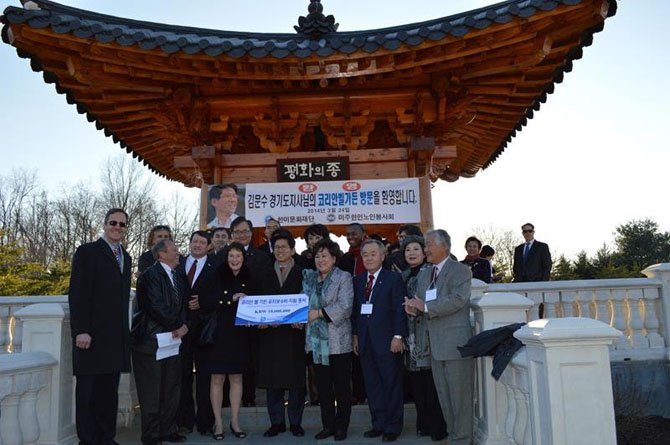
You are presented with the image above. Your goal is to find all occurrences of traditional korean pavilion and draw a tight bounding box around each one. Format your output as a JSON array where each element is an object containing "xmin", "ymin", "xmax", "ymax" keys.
[{"xmin": 1, "ymin": 0, "xmax": 617, "ymax": 236}]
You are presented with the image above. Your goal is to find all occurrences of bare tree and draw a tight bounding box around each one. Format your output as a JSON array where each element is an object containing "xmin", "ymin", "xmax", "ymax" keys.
[
  {"xmin": 160, "ymin": 190, "xmax": 198, "ymax": 253},
  {"xmin": 98, "ymin": 154, "xmax": 161, "ymax": 263},
  {"xmin": 16, "ymin": 190, "xmax": 53, "ymax": 264},
  {"xmin": 50, "ymin": 182, "xmax": 100, "ymax": 262},
  {"xmin": 471, "ymin": 224, "xmax": 518, "ymax": 280},
  {"xmin": 0, "ymin": 168, "xmax": 38, "ymax": 245}
]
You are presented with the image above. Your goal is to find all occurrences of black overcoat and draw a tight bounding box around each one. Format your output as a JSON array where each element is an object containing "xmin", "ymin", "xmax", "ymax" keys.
[
  {"xmin": 255, "ymin": 263, "xmax": 306, "ymax": 389},
  {"xmin": 199, "ymin": 264, "xmax": 256, "ymax": 367},
  {"xmin": 68, "ymin": 238, "xmax": 132, "ymax": 375}
]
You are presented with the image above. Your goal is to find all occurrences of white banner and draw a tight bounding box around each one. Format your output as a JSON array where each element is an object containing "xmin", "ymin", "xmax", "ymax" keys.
[
  {"xmin": 244, "ymin": 178, "xmax": 420, "ymax": 227},
  {"xmin": 235, "ymin": 294, "xmax": 308, "ymax": 325}
]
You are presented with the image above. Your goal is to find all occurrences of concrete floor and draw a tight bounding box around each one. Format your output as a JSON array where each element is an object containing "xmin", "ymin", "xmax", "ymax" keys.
[{"xmin": 115, "ymin": 404, "xmax": 446, "ymax": 444}]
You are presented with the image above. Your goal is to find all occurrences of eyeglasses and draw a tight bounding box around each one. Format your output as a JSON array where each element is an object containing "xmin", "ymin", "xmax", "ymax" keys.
[
  {"xmin": 522, "ymin": 229, "xmax": 534, "ymax": 234},
  {"xmin": 232, "ymin": 229, "xmax": 251, "ymax": 235},
  {"xmin": 108, "ymin": 220, "xmax": 127, "ymax": 228}
]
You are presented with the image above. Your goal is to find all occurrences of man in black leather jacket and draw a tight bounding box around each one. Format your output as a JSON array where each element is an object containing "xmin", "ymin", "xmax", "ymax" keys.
[{"xmin": 132, "ymin": 239, "xmax": 190, "ymax": 445}]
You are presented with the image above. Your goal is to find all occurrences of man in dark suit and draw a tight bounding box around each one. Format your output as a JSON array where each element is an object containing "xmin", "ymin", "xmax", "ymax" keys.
[
  {"xmin": 352, "ymin": 239, "xmax": 408, "ymax": 442},
  {"xmin": 258, "ymin": 216, "xmax": 281, "ymax": 257},
  {"xmin": 68, "ymin": 208, "xmax": 132, "ymax": 445},
  {"xmin": 405, "ymin": 229, "xmax": 474, "ymax": 445},
  {"xmin": 132, "ymin": 239, "xmax": 190, "ymax": 445},
  {"xmin": 175, "ymin": 231, "xmax": 217, "ymax": 435},
  {"xmin": 512, "ymin": 222, "xmax": 552, "ymax": 282}
]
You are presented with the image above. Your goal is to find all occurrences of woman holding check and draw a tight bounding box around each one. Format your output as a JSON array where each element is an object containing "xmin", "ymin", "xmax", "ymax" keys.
[
  {"xmin": 303, "ymin": 239, "xmax": 354, "ymax": 441},
  {"xmin": 199, "ymin": 242, "xmax": 254, "ymax": 440}
]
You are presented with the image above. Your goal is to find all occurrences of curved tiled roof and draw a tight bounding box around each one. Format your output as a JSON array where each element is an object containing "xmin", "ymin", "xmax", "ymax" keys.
[
  {"xmin": 2, "ymin": 0, "xmax": 616, "ymax": 60},
  {"xmin": 1, "ymin": 0, "xmax": 618, "ymax": 182}
]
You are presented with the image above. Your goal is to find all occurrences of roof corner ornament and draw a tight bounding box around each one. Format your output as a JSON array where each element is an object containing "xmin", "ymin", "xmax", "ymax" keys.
[{"xmin": 294, "ymin": 0, "xmax": 339, "ymax": 38}]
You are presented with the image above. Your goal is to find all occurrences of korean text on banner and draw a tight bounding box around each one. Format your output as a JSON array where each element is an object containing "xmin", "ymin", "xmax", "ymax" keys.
[{"xmin": 244, "ymin": 178, "xmax": 420, "ymax": 227}]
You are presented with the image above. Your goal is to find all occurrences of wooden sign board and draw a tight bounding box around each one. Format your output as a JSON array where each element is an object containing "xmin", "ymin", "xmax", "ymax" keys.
[{"xmin": 277, "ymin": 157, "xmax": 349, "ymax": 182}]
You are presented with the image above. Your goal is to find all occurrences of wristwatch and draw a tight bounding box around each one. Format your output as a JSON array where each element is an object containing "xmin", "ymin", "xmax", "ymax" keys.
[{"xmin": 393, "ymin": 335, "xmax": 402, "ymax": 340}]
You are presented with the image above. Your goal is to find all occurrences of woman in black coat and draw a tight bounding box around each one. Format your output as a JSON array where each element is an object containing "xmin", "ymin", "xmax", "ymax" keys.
[
  {"xmin": 256, "ymin": 231, "xmax": 307, "ymax": 437},
  {"xmin": 461, "ymin": 236, "xmax": 492, "ymax": 283},
  {"xmin": 199, "ymin": 242, "xmax": 254, "ymax": 440}
]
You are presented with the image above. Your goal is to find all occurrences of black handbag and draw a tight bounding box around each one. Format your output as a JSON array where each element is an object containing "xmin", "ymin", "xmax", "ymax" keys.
[{"xmin": 198, "ymin": 313, "xmax": 218, "ymax": 345}]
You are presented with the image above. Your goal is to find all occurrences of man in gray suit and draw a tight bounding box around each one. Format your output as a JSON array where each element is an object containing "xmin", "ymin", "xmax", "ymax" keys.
[{"xmin": 404, "ymin": 229, "xmax": 473, "ymax": 445}]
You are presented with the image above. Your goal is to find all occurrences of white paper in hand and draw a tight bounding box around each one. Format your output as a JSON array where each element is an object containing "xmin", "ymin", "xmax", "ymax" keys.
[{"xmin": 156, "ymin": 332, "xmax": 181, "ymax": 360}]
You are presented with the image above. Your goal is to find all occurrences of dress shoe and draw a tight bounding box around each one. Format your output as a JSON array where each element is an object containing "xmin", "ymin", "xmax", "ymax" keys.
[
  {"xmin": 334, "ymin": 430, "xmax": 347, "ymax": 441},
  {"xmin": 314, "ymin": 428, "xmax": 335, "ymax": 439},
  {"xmin": 417, "ymin": 429, "xmax": 430, "ymax": 436},
  {"xmin": 161, "ymin": 433, "xmax": 186, "ymax": 443},
  {"xmin": 198, "ymin": 427, "xmax": 213, "ymax": 436},
  {"xmin": 230, "ymin": 423, "xmax": 247, "ymax": 438},
  {"xmin": 290, "ymin": 425, "xmax": 305, "ymax": 437},
  {"xmin": 382, "ymin": 432, "xmax": 399, "ymax": 442},
  {"xmin": 177, "ymin": 426, "xmax": 192, "ymax": 435},
  {"xmin": 363, "ymin": 429, "xmax": 383, "ymax": 438},
  {"xmin": 431, "ymin": 432, "xmax": 448, "ymax": 442},
  {"xmin": 264, "ymin": 424, "xmax": 286, "ymax": 437}
]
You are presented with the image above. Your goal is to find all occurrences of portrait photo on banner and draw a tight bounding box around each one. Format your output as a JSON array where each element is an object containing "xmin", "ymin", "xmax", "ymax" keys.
[{"xmin": 206, "ymin": 183, "xmax": 246, "ymax": 229}]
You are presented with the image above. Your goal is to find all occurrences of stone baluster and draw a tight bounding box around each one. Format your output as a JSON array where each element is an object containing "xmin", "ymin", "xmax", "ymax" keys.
[
  {"xmin": 512, "ymin": 367, "xmax": 530, "ymax": 444},
  {"xmin": 0, "ymin": 392, "xmax": 23, "ymax": 445},
  {"xmin": 542, "ymin": 291, "xmax": 560, "ymax": 318},
  {"xmin": 515, "ymin": 318, "xmax": 620, "ymax": 445},
  {"xmin": 0, "ymin": 304, "xmax": 9, "ymax": 353},
  {"xmin": 642, "ymin": 287, "xmax": 664, "ymax": 348},
  {"xmin": 610, "ymin": 289, "xmax": 630, "ymax": 350},
  {"xmin": 525, "ymin": 291, "xmax": 542, "ymax": 320},
  {"xmin": 471, "ymin": 292, "xmax": 533, "ymax": 444},
  {"xmin": 559, "ymin": 290, "xmax": 577, "ymax": 317},
  {"xmin": 504, "ymin": 380, "xmax": 516, "ymax": 442},
  {"xmin": 626, "ymin": 288, "xmax": 648, "ymax": 349},
  {"xmin": 0, "ymin": 352, "xmax": 55, "ymax": 445},
  {"xmin": 594, "ymin": 289, "xmax": 612, "ymax": 325},
  {"xmin": 9, "ymin": 310, "xmax": 22, "ymax": 353},
  {"xmin": 15, "ymin": 303, "xmax": 76, "ymax": 444},
  {"xmin": 642, "ymin": 263, "xmax": 670, "ymax": 359}
]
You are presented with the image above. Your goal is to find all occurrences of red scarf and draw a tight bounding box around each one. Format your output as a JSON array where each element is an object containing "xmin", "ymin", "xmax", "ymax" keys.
[{"xmin": 349, "ymin": 245, "xmax": 366, "ymax": 275}]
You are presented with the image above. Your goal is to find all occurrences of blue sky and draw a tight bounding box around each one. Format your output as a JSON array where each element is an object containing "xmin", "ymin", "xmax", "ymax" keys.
[{"xmin": 0, "ymin": 0, "xmax": 668, "ymax": 259}]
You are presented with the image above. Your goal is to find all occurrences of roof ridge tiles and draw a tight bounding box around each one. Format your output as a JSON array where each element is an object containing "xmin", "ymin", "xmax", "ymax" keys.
[{"xmin": 2, "ymin": 0, "xmax": 616, "ymax": 60}]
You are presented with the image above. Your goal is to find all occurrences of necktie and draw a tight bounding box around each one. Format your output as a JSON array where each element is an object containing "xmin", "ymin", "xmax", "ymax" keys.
[
  {"xmin": 365, "ymin": 274, "xmax": 374, "ymax": 301},
  {"xmin": 113, "ymin": 245, "xmax": 122, "ymax": 271},
  {"xmin": 523, "ymin": 242, "xmax": 531, "ymax": 263},
  {"xmin": 171, "ymin": 269, "xmax": 180, "ymax": 302},
  {"xmin": 187, "ymin": 259, "xmax": 197, "ymax": 286},
  {"xmin": 432, "ymin": 265, "xmax": 438, "ymax": 283}
]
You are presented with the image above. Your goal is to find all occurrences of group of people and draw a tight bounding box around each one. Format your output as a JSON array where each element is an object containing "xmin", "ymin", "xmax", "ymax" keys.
[{"xmin": 68, "ymin": 204, "xmax": 552, "ymax": 445}]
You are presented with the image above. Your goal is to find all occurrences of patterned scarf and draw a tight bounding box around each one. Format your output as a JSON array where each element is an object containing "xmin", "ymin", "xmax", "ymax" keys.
[{"xmin": 303, "ymin": 268, "xmax": 331, "ymax": 365}]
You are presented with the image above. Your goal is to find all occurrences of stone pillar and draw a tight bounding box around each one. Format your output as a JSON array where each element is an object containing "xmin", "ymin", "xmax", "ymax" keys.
[
  {"xmin": 471, "ymin": 292, "xmax": 533, "ymax": 445},
  {"xmin": 514, "ymin": 318, "xmax": 621, "ymax": 445},
  {"xmin": 15, "ymin": 303, "xmax": 76, "ymax": 444},
  {"xmin": 642, "ymin": 263, "xmax": 670, "ymax": 359}
]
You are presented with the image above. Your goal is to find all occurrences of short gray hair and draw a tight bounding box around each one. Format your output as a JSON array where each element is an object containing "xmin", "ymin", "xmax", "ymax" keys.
[
  {"xmin": 361, "ymin": 239, "xmax": 386, "ymax": 256},
  {"xmin": 426, "ymin": 229, "xmax": 451, "ymax": 248},
  {"xmin": 151, "ymin": 239, "xmax": 173, "ymax": 260}
]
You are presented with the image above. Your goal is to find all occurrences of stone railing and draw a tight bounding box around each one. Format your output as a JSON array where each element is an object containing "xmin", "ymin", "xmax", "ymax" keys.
[
  {"xmin": 472, "ymin": 292, "xmax": 621, "ymax": 445},
  {"xmin": 498, "ymin": 350, "xmax": 530, "ymax": 444},
  {"xmin": 0, "ymin": 295, "xmax": 68, "ymax": 353},
  {"xmin": 471, "ymin": 263, "xmax": 670, "ymax": 361},
  {"xmin": 0, "ymin": 351, "xmax": 57, "ymax": 445}
]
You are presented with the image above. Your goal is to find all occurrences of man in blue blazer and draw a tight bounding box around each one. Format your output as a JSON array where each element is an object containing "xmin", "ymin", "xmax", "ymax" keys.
[{"xmin": 353, "ymin": 239, "xmax": 408, "ymax": 442}]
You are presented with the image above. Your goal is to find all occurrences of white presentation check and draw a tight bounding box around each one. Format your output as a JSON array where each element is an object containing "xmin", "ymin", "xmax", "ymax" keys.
[{"xmin": 235, "ymin": 293, "xmax": 308, "ymax": 325}]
